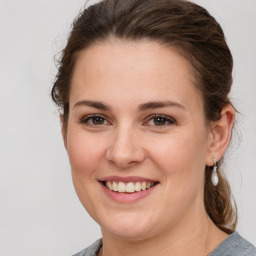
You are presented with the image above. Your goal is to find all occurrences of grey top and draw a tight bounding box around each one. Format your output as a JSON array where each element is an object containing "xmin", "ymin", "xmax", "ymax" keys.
[{"xmin": 73, "ymin": 232, "xmax": 256, "ymax": 256}]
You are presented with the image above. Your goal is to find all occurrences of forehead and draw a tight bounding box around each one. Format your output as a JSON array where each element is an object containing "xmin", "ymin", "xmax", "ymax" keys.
[{"xmin": 69, "ymin": 39, "xmax": 203, "ymax": 112}]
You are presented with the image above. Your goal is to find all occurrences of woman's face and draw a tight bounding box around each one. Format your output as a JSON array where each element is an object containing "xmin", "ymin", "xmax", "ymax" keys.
[{"xmin": 65, "ymin": 40, "xmax": 212, "ymax": 240}]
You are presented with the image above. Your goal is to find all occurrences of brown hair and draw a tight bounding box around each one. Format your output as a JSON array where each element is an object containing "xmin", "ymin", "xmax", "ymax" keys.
[{"xmin": 52, "ymin": 0, "xmax": 237, "ymax": 233}]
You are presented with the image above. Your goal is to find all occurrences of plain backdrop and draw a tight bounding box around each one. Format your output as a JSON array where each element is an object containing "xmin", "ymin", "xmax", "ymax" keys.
[{"xmin": 0, "ymin": 0, "xmax": 255, "ymax": 255}]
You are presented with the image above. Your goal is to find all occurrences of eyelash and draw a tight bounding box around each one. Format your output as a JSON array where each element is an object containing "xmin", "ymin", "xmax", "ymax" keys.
[
  {"xmin": 144, "ymin": 114, "xmax": 177, "ymax": 127},
  {"xmin": 81, "ymin": 114, "xmax": 109, "ymax": 126},
  {"xmin": 80, "ymin": 114, "xmax": 177, "ymax": 127}
]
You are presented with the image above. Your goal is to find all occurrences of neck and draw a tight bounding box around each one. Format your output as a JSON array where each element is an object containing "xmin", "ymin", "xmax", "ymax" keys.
[{"xmin": 100, "ymin": 210, "xmax": 228, "ymax": 256}]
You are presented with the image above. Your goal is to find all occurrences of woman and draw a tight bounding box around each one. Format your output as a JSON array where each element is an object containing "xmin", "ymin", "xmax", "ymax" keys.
[{"xmin": 51, "ymin": 0, "xmax": 256, "ymax": 255}]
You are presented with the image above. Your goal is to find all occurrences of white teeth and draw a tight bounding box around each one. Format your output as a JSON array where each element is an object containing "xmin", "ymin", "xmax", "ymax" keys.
[
  {"xmin": 105, "ymin": 181, "xmax": 155, "ymax": 193},
  {"xmin": 106, "ymin": 181, "xmax": 112, "ymax": 190},
  {"xmin": 117, "ymin": 182, "xmax": 126, "ymax": 192},
  {"xmin": 135, "ymin": 182, "xmax": 141, "ymax": 191},
  {"xmin": 126, "ymin": 182, "xmax": 135, "ymax": 193},
  {"xmin": 112, "ymin": 181, "xmax": 118, "ymax": 191}
]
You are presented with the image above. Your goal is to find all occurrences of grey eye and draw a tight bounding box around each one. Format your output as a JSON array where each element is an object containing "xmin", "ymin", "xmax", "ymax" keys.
[
  {"xmin": 153, "ymin": 116, "xmax": 168, "ymax": 126},
  {"xmin": 91, "ymin": 116, "xmax": 105, "ymax": 125},
  {"xmin": 147, "ymin": 115, "xmax": 175, "ymax": 127},
  {"xmin": 82, "ymin": 115, "xmax": 108, "ymax": 126}
]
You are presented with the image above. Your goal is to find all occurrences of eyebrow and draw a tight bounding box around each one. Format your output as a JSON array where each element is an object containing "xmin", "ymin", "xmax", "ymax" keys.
[
  {"xmin": 73, "ymin": 100, "xmax": 186, "ymax": 111},
  {"xmin": 73, "ymin": 100, "xmax": 112, "ymax": 111},
  {"xmin": 138, "ymin": 101, "xmax": 186, "ymax": 111}
]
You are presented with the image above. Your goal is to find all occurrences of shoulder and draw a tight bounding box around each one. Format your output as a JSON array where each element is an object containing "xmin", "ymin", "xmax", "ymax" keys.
[
  {"xmin": 209, "ymin": 232, "xmax": 256, "ymax": 256},
  {"xmin": 72, "ymin": 239, "xmax": 102, "ymax": 256}
]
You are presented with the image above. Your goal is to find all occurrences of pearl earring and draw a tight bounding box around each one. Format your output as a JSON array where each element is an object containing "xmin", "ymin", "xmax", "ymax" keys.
[{"xmin": 211, "ymin": 158, "xmax": 218, "ymax": 186}]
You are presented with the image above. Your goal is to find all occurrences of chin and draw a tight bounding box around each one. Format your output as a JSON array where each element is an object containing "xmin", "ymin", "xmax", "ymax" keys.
[
  {"xmin": 102, "ymin": 225, "xmax": 153, "ymax": 241},
  {"xmin": 99, "ymin": 212, "xmax": 156, "ymax": 241}
]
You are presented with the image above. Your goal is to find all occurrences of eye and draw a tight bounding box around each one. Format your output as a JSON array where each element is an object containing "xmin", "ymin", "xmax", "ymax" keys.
[
  {"xmin": 81, "ymin": 114, "xmax": 109, "ymax": 126},
  {"xmin": 145, "ymin": 115, "xmax": 176, "ymax": 127}
]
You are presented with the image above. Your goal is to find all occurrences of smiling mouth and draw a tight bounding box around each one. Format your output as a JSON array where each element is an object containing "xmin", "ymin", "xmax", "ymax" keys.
[{"xmin": 102, "ymin": 181, "xmax": 158, "ymax": 193}]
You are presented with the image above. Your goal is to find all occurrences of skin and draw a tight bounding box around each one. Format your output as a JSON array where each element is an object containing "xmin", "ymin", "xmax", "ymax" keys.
[{"xmin": 62, "ymin": 39, "xmax": 235, "ymax": 256}]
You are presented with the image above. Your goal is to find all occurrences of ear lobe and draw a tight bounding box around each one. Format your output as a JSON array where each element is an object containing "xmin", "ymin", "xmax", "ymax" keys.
[
  {"xmin": 60, "ymin": 115, "xmax": 67, "ymax": 150},
  {"xmin": 206, "ymin": 105, "xmax": 235, "ymax": 166}
]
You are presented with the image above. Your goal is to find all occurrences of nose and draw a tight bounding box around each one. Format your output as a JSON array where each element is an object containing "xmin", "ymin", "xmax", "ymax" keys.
[{"xmin": 105, "ymin": 124, "xmax": 146, "ymax": 169}]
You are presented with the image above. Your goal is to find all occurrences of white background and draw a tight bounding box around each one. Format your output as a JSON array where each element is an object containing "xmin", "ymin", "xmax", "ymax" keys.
[{"xmin": 0, "ymin": 0, "xmax": 255, "ymax": 255}]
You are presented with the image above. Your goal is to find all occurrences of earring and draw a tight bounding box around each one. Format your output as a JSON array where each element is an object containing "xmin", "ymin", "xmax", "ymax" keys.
[{"xmin": 211, "ymin": 158, "xmax": 218, "ymax": 186}]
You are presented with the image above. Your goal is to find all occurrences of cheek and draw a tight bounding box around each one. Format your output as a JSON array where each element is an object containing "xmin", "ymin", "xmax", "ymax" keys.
[
  {"xmin": 66, "ymin": 128, "xmax": 108, "ymax": 217},
  {"xmin": 146, "ymin": 131, "xmax": 208, "ymax": 220},
  {"xmin": 66, "ymin": 128, "xmax": 107, "ymax": 177},
  {"xmin": 147, "ymin": 129, "xmax": 208, "ymax": 182}
]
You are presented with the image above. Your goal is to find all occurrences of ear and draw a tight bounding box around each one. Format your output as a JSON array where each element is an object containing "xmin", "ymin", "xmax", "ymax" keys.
[
  {"xmin": 206, "ymin": 105, "xmax": 235, "ymax": 166},
  {"xmin": 60, "ymin": 115, "xmax": 67, "ymax": 150}
]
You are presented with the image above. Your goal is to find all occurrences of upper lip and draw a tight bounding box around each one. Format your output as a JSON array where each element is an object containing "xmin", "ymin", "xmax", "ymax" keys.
[{"xmin": 98, "ymin": 176, "xmax": 159, "ymax": 183}]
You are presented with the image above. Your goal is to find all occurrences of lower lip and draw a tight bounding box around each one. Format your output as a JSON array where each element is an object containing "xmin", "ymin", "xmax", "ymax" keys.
[{"xmin": 100, "ymin": 182, "xmax": 158, "ymax": 203}]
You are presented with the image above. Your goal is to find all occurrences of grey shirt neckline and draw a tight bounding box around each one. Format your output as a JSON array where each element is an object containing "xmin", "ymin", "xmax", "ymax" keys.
[{"xmin": 73, "ymin": 231, "xmax": 256, "ymax": 256}]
